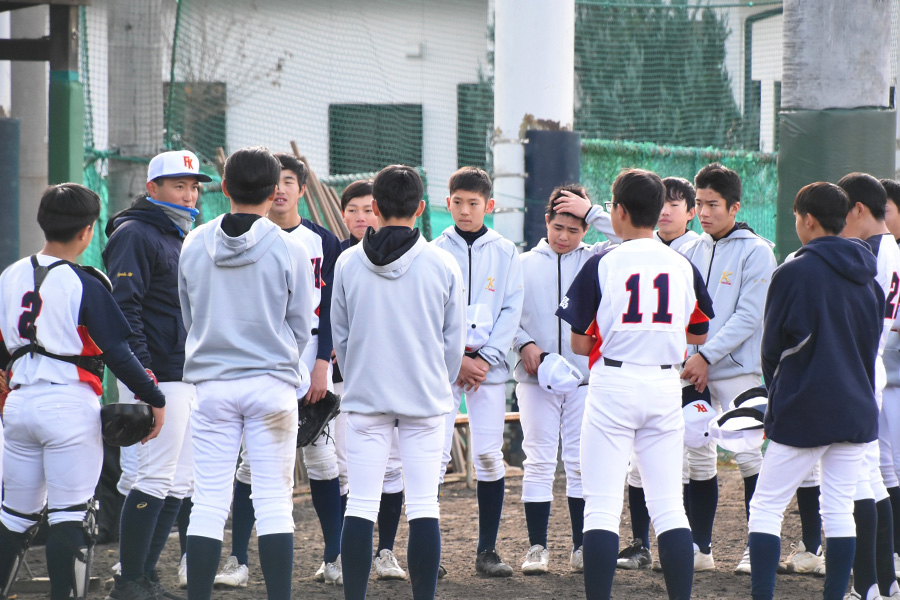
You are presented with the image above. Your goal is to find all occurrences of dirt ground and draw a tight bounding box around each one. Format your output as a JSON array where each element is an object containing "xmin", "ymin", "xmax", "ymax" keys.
[{"xmin": 9, "ymin": 464, "xmax": 830, "ymax": 600}]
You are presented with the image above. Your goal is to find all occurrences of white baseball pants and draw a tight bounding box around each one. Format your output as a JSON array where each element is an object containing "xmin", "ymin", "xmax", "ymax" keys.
[
  {"xmin": 749, "ymin": 440, "xmax": 865, "ymax": 539},
  {"xmin": 188, "ymin": 375, "xmax": 297, "ymax": 540},
  {"xmin": 117, "ymin": 380, "xmax": 195, "ymax": 500},
  {"xmin": 685, "ymin": 373, "xmax": 763, "ymax": 480},
  {"xmin": 880, "ymin": 385, "xmax": 900, "ymax": 489},
  {"xmin": 333, "ymin": 409, "xmax": 403, "ymax": 497},
  {"xmin": 1, "ymin": 383, "xmax": 102, "ymax": 529},
  {"xmin": 440, "ymin": 383, "xmax": 506, "ymax": 483},
  {"xmin": 517, "ymin": 382, "xmax": 585, "ymax": 502},
  {"xmin": 344, "ymin": 412, "xmax": 444, "ymax": 522},
  {"xmin": 582, "ymin": 362, "xmax": 688, "ymax": 536}
]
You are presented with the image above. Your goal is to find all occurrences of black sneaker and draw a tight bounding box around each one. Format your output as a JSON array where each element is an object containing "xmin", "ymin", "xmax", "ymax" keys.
[
  {"xmin": 475, "ymin": 549, "xmax": 514, "ymax": 577},
  {"xmin": 105, "ymin": 575, "xmax": 158, "ymax": 600},
  {"xmin": 141, "ymin": 571, "xmax": 186, "ymax": 600},
  {"xmin": 616, "ymin": 538, "xmax": 652, "ymax": 570}
]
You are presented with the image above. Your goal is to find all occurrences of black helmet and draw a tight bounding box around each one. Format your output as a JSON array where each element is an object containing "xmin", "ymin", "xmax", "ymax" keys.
[{"xmin": 100, "ymin": 403, "xmax": 154, "ymax": 447}]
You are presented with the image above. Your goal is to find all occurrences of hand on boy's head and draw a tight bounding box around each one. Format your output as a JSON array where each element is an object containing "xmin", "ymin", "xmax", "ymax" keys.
[{"xmin": 553, "ymin": 190, "xmax": 591, "ymax": 219}]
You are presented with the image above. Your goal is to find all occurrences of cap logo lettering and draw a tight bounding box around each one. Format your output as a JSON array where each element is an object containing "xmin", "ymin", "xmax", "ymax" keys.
[{"xmin": 184, "ymin": 156, "xmax": 194, "ymax": 169}]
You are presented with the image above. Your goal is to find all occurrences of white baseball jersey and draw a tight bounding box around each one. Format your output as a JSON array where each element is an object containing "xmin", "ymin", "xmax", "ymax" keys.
[
  {"xmin": 288, "ymin": 224, "xmax": 324, "ymax": 331},
  {"xmin": 0, "ymin": 255, "xmax": 131, "ymax": 394},
  {"xmin": 868, "ymin": 233, "xmax": 900, "ymax": 367},
  {"xmin": 557, "ymin": 238, "xmax": 714, "ymax": 368}
]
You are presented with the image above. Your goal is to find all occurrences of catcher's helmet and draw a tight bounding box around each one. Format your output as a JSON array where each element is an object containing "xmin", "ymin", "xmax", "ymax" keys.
[{"xmin": 101, "ymin": 403, "xmax": 154, "ymax": 447}]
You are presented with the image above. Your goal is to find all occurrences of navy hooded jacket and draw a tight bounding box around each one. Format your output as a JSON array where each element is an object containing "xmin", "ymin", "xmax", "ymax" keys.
[
  {"xmin": 102, "ymin": 196, "xmax": 188, "ymax": 382},
  {"xmin": 761, "ymin": 235, "xmax": 884, "ymax": 447}
]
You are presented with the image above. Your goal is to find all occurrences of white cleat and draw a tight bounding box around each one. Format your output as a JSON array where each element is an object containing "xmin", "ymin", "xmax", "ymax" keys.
[
  {"xmin": 374, "ymin": 549, "xmax": 408, "ymax": 580},
  {"xmin": 570, "ymin": 546, "xmax": 584, "ymax": 573},
  {"xmin": 178, "ymin": 554, "xmax": 188, "ymax": 589},
  {"xmin": 521, "ymin": 545, "xmax": 550, "ymax": 575},
  {"xmin": 213, "ymin": 555, "xmax": 249, "ymax": 588},
  {"xmin": 323, "ymin": 556, "xmax": 343, "ymax": 586},
  {"xmin": 784, "ymin": 541, "xmax": 824, "ymax": 574},
  {"xmin": 693, "ymin": 545, "xmax": 715, "ymax": 572},
  {"xmin": 734, "ymin": 546, "xmax": 751, "ymax": 575}
]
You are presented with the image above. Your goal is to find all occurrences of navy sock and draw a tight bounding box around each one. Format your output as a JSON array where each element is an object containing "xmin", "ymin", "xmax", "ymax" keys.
[
  {"xmin": 341, "ymin": 493, "xmax": 348, "ymax": 519},
  {"xmin": 853, "ymin": 499, "xmax": 878, "ymax": 598},
  {"xmin": 476, "ymin": 478, "xmax": 505, "ymax": 554},
  {"xmin": 876, "ymin": 497, "xmax": 895, "ymax": 595},
  {"xmin": 46, "ymin": 522, "xmax": 86, "ymax": 600},
  {"xmin": 524, "ymin": 501, "xmax": 551, "ymax": 548},
  {"xmin": 407, "ymin": 518, "xmax": 441, "ymax": 600},
  {"xmin": 890, "ymin": 487, "xmax": 900, "ymax": 555},
  {"xmin": 342, "ymin": 516, "xmax": 375, "ymax": 600},
  {"xmin": 176, "ymin": 496, "xmax": 192, "ymax": 557},
  {"xmin": 688, "ymin": 476, "xmax": 717, "ymax": 554},
  {"xmin": 682, "ymin": 483, "xmax": 691, "ymax": 524},
  {"xmin": 748, "ymin": 532, "xmax": 779, "ymax": 600},
  {"xmin": 824, "ymin": 537, "xmax": 856, "ymax": 600},
  {"xmin": 376, "ymin": 491, "xmax": 403, "ymax": 553},
  {"xmin": 795, "ymin": 486, "xmax": 822, "ymax": 553},
  {"xmin": 186, "ymin": 535, "xmax": 222, "ymax": 600},
  {"xmin": 0, "ymin": 525, "xmax": 26, "ymax": 582},
  {"xmin": 657, "ymin": 528, "xmax": 693, "ymax": 600},
  {"xmin": 258, "ymin": 533, "xmax": 293, "ymax": 600},
  {"xmin": 743, "ymin": 473, "xmax": 758, "ymax": 522},
  {"xmin": 231, "ymin": 480, "xmax": 255, "ymax": 566},
  {"xmin": 627, "ymin": 485, "xmax": 651, "ymax": 549},
  {"xmin": 582, "ymin": 529, "xmax": 618, "ymax": 600},
  {"xmin": 144, "ymin": 496, "xmax": 182, "ymax": 575},
  {"xmin": 567, "ymin": 496, "xmax": 585, "ymax": 550},
  {"xmin": 309, "ymin": 478, "xmax": 343, "ymax": 563},
  {"xmin": 119, "ymin": 489, "xmax": 164, "ymax": 581}
]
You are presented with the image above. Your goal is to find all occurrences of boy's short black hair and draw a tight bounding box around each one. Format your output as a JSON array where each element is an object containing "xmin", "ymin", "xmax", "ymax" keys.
[
  {"xmin": 794, "ymin": 182, "xmax": 850, "ymax": 235},
  {"xmin": 546, "ymin": 184, "xmax": 589, "ymax": 229},
  {"xmin": 838, "ymin": 172, "xmax": 887, "ymax": 221},
  {"xmin": 448, "ymin": 166, "xmax": 492, "ymax": 200},
  {"xmin": 274, "ymin": 153, "xmax": 309, "ymax": 188},
  {"xmin": 340, "ymin": 179, "xmax": 375, "ymax": 211},
  {"xmin": 881, "ymin": 179, "xmax": 900, "ymax": 209},
  {"xmin": 611, "ymin": 169, "xmax": 665, "ymax": 229},
  {"xmin": 695, "ymin": 162, "xmax": 741, "ymax": 208},
  {"xmin": 38, "ymin": 183, "xmax": 101, "ymax": 243},
  {"xmin": 662, "ymin": 176, "xmax": 696, "ymax": 211},
  {"xmin": 223, "ymin": 146, "xmax": 281, "ymax": 205},
  {"xmin": 372, "ymin": 165, "xmax": 423, "ymax": 220}
]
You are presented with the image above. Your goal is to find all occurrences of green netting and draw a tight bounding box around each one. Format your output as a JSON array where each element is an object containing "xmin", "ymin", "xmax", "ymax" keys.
[{"xmin": 580, "ymin": 139, "xmax": 778, "ymax": 246}]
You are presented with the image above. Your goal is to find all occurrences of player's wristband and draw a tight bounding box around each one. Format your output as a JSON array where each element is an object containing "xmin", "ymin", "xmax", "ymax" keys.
[{"xmin": 697, "ymin": 351, "xmax": 711, "ymax": 365}]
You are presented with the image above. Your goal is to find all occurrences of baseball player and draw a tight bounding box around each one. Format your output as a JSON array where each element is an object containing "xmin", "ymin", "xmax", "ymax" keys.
[
  {"xmin": 556, "ymin": 168, "xmax": 714, "ymax": 600},
  {"xmin": 0, "ymin": 183, "xmax": 165, "ymax": 600},
  {"xmin": 834, "ymin": 173, "xmax": 900, "ymax": 600},
  {"xmin": 332, "ymin": 164, "xmax": 466, "ymax": 600},
  {"xmin": 679, "ymin": 162, "xmax": 776, "ymax": 573},
  {"xmin": 178, "ymin": 146, "xmax": 314, "ymax": 600},
  {"xmin": 432, "ymin": 166, "xmax": 524, "ymax": 577},
  {"xmin": 513, "ymin": 185, "xmax": 614, "ymax": 575},
  {"xmin": 879, "ymin": 178, "xmax": 900, "ymax": 573},
  {"xmin": 748, "ymin": 182, "xmax": 883, "ymax": 600},
  {"xmin": 213, "ymin": 153, "xmax": 345, "ymax": 588},
  {"xmin": 332, "ymin": 179, "xmax": 409, "ymax": 581},
  {"xmin": 103, "ymin": 149, "xmax": 209, "ymax": 600},
  {"xmin": 615, "ymin": 176, "xmax": 700, "ymax": 570}
]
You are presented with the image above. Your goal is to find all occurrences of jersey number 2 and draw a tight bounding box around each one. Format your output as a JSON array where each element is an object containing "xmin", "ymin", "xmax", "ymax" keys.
[
  {"xmin": 18, "ymin": 291, "xmax": 42, "ymax": 340},
  {"xmin": 622, "ymin": 273, "xmax": 672, "ymax": 324},
  {"xmin": 887, "ymin": 272, "xmax": 900, "ymax": 320}
]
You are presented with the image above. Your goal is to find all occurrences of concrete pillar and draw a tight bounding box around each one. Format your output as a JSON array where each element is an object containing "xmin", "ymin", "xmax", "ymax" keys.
[
  {"xmin": 11, "ymin": 5, "xmax": 48, "ymax": 258},
  {"xmin": 493, "ymin": 0, "xmax": 574, "ymax": 246},
  {"xmin": 107, "ymin": 0, "xmax": 165, "ymax": 213}
]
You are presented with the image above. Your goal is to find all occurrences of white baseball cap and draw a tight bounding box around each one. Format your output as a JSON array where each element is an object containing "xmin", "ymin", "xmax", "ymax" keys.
[
  {"xmin": 708, "ymin": 387, "xmax": 768, "ymax": 453},
  {"xmin": 537, "ymin": 353, "xmax": 583, "ymax": 395},
  {"xmin": 147, "ymin": 150, "xmax": 212, "ymax": 183},
  {"xmin": 682, "ymin": 385, "xmax": 716, "ymax": 448},
  {"xmin": 465, "ymin": 304, "xmax": 493, "ymax": 352}
]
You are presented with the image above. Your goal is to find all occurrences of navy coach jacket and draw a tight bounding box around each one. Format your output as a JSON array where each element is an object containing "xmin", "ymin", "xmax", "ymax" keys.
[{"xmin": 102, "ymin": 196, "xmax": 187, "ymax": 382}]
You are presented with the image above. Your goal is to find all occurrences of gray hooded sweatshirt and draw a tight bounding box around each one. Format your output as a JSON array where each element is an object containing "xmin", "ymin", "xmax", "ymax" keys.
[
  {"xmin": 332, "ymin": 227, "xmax": 466, "ymax": 417},
  {"xmin": 178, "ymin": 214, "xmax": 314, "ymax": 386}
]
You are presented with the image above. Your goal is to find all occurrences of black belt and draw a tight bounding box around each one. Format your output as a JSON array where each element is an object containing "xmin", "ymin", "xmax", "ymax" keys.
[
  {"xmin": 311, "ymin": 328, "xmax": 318, "ymax": 335},
  {"xmin": 603, "ymin": 357, "xmax": 672, "ymax": 370}
]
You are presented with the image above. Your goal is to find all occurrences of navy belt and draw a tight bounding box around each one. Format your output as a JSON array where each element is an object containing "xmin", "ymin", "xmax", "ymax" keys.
[
  {"xmin": 311, "ymin": 328, "xmax": 318, "ymax": 335},
  {"xmin": 603, "ymin": 357, "xmax": 672, "ymax": 370}
]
